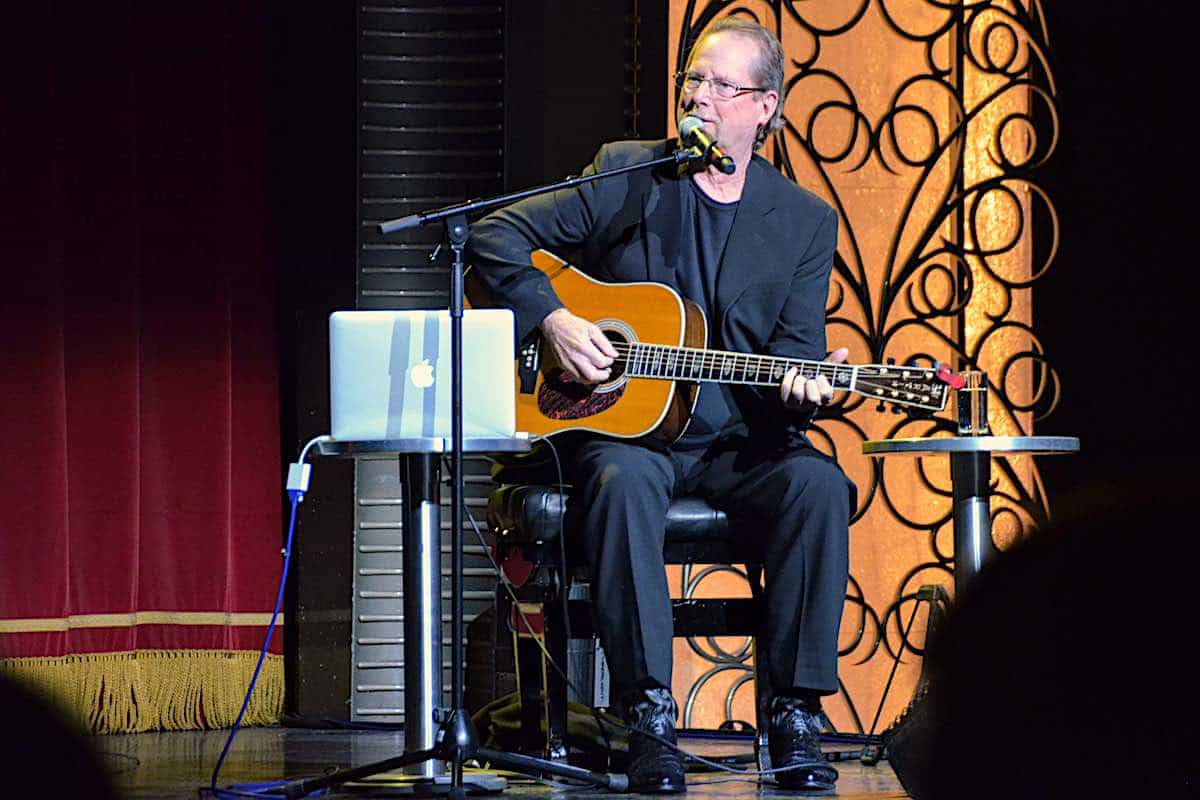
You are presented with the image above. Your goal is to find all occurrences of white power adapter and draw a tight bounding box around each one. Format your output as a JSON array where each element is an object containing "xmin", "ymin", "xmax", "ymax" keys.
[{"xmin": 286, "ymin": 462, "xmax": 311, "ymax": 496}]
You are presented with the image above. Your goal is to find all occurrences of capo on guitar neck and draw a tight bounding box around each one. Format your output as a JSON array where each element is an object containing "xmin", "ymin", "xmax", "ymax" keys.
[{"xmin": 935, "ymin": 363, "xmax": 966, "ymax": 390}]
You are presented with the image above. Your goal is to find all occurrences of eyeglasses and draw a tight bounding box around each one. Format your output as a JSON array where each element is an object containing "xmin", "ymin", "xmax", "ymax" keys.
[{"xmin": 674, "ymin": 71, "xmax": 767, "ymax": 100}]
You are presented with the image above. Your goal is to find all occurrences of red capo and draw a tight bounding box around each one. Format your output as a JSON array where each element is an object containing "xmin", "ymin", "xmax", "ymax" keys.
[{"xmin": 935, "ymin": 362, "xmax": 966, "ymax": 390}]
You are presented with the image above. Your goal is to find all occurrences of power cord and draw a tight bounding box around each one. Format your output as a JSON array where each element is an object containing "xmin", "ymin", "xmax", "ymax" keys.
[{"xmin": 203, "ymin": 434, "xmax": 333, "ymax": 799}]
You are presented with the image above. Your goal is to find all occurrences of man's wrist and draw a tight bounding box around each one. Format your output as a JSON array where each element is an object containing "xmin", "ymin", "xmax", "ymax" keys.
[{"xmin": 539, "ymin": 306, "xmax": 568, "ymax": 332}]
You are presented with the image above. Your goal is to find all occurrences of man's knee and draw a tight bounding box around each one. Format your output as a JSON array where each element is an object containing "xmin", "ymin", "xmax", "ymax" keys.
[
  {"xmin": 592, "ymin": 460, "xmax": 652, "ymax": 501},
  {"xmin": 576, "ymin": 444, "xmax": 674, "ymax": 507},
  {"xmin": 780, "ymin": 454, "xmax": 855, "ymax": 513}
]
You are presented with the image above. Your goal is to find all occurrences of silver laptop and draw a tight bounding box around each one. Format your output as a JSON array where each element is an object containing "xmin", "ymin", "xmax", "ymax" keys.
[{"xmin": 329, "ymin": 309, "xmax": 517, "ymax": 441}]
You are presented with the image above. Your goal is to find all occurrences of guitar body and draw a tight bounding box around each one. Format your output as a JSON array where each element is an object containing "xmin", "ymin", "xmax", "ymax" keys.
[{"xmin": 469, "ymin": 250, "xmax": 706, "ymax": 441}]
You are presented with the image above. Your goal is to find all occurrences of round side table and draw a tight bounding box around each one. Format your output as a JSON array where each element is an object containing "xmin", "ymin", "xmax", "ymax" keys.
[
  {"xmin": 862, "ymin": 436, "xmax": 1080, "ymax": 596},
  {"xmin": 316, "ymin": 435, "xmax": 530, "ymax": 778}
]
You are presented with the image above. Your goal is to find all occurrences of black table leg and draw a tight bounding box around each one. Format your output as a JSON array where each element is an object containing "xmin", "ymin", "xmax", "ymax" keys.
[{"xmin": 949, "ymin": 450, "xmax": 995, "ymax": 597}]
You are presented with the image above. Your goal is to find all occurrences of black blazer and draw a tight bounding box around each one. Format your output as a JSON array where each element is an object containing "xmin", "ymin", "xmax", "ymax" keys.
[{"xmin": 466, "ymin": 138, "xmax": 838, "ymax": 443}]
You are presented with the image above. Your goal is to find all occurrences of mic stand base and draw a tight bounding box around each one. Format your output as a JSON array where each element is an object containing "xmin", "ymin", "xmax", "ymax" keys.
[
  {"xmin": 273, "ymin": 709, "xmax": 629, "ymax": 798},
  {"xmin": 317, "ymin": 772, "xmax": 506, "ymax": 798}
]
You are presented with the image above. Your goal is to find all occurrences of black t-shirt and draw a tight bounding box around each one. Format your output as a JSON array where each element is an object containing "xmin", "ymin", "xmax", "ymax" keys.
[{"xmin": 671, "ymin": 178, "xmax": 741, "ymax": 451}]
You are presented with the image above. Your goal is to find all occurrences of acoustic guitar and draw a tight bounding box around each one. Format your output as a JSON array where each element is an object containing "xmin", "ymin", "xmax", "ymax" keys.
[{"xmin": 468, "ymin": 250, "xmax": 959, "ymax": 442}]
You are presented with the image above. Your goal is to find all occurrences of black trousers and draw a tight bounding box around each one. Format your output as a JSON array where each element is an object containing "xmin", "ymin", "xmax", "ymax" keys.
[{"xmin": 571, "ymin": 434, "xmax": 854, "ymax": 698}]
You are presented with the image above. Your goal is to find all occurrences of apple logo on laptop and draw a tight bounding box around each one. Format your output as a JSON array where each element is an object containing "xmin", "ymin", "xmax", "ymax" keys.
[{"xmin": 409, "ymin": 358, "xmax": 435, "ymax": 388}]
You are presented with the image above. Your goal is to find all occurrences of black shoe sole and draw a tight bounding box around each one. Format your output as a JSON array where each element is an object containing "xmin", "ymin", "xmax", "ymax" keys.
[
  {"xmin": 628, "ymin": 777, "xmax": 687, "ymax": 794},
  {"xmin": 774, "ymin": 774, "xmax": 836, "ymax": 794}
]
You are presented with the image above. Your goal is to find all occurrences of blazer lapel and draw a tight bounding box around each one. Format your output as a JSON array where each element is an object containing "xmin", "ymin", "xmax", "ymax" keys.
[
  {"xmin": 715, "ymin": 156, "xmax": 779, "ymax": 315},
  {"xmin": 643, "ymin": 148, "xmax": 683, "ymax": 286}
]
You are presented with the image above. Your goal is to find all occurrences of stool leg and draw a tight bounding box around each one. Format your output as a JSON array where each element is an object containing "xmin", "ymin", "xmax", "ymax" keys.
[
  {"xmin": 514, "ymin": 625, "xmax": 544, "ymax": 755},
  {"xmin": 753, "ymin": 638, "xmax": 774, "ymax": 775},
  {"xmin": 747, "ymin": 564, "xmax": 773, "ymax": 775},
  {"xmin": 542, "ymin": 589, "xmax": 571, "ymax": 762}
]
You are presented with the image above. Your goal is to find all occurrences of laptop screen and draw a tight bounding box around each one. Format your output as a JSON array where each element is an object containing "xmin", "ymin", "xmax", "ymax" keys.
[{"xmin": 328, "ymin": 309, "xmax": 516, "ymax": 441}]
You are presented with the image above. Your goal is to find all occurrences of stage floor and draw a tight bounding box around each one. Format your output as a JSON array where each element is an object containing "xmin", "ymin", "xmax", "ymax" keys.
[{"xmin": 89, "ymin": 726, "xmax": 909, "ymax": 799}]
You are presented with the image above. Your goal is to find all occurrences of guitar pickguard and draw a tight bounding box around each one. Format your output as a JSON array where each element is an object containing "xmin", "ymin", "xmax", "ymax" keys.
[{"xmin": 537, "ymin": 368, "xmax": 625, "ymax": 420}]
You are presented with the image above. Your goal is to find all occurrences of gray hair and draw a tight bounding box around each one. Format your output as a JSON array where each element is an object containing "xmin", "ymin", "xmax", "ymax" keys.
[{"xmin": 695, "ymin": 16, "xmax": 785, "ymax": 150}]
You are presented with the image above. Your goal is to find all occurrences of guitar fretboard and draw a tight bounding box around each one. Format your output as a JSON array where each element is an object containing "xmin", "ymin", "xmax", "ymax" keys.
[{"xmin": 621, "ymin": 343, "xmax": 856, "ymax": 388}]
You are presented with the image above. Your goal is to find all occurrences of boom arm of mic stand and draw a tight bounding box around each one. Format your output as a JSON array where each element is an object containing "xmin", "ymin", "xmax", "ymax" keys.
[{"xmin": 377, "ymin": 148, "xmax": 704, "ymax": 234}]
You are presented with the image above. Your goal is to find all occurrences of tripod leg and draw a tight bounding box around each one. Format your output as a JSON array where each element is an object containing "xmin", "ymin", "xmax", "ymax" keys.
[
  {"xmin": 477, "ymin": 746, "xmax": 628, "ymax": 791},
  {"xmin": 275, "ymin": 748, "xmax": 441, "ymax": 799}
]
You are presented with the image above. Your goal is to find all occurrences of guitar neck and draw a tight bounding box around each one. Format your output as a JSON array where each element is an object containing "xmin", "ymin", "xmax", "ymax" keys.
[
  {"xmin": 620, "ymin": 342, "xmax": 948, "ymax": 410},
  {"xmin": 624, "ymin": 342, "xmax": 850, "ymax": 388}
]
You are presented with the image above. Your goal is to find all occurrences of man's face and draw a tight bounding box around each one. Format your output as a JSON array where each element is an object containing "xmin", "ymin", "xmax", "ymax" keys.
[{"xmin": 677, "ymin": 31, "xmax": 778, "ymax": 160}]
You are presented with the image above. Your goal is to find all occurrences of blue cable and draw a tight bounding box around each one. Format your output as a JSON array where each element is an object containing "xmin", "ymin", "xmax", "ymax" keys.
[{"xmin": 206, "ymin": 490, "xmax": 314, "ymax": 799}]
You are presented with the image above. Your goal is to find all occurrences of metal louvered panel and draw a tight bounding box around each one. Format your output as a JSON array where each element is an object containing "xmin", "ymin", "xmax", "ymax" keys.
[
  {"xmin": 357, "ymin": 1, "xmax": 504, "ymax": 310},
  {"xmin": 352, "ymin": 1, "xmax": 506, "ymax": 724}
]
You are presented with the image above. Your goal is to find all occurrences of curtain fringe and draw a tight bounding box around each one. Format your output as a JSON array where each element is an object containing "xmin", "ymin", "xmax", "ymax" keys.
[{"xmin": 0, "ymin": 650, "xmax": 284, "ymax": 734}]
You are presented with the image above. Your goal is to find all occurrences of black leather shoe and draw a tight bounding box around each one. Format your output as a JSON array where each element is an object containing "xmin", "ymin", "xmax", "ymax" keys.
[
  {"xmin": 623, "ymin": 687, "xmax": 686, "ymax": 794},
  {"xmin": 768, "ymin": 695, "xmax": 838, "ymax": 793}
]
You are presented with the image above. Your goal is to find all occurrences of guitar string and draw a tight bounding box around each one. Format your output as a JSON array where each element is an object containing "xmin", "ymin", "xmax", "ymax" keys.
[
  {"xmin": 604, "ymin": 347, "xmax": 847, "ymax": 375},
  {"xmin": 563, "ymin": 341, "xmax": 949, "ymax": 404},
  {"xmin": 601, "ymin": 373, "xmax": 940, "ymax": 395},
  {"xmin": 585, "ymin": 370, "xmax": 944, "ymax": 407},
  {"xmin": 603, "ymin": 351, "xmax": 942, "ymax": 389},
  {"xmin": 601, "ymin": 341, "xmax": 939, "ymax": 376},
  {"xmin": 569, "ymin": 359, "xmax": 945, "ymax": 405}
]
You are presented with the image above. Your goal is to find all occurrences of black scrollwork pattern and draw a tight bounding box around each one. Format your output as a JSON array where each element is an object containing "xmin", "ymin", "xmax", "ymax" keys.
[{"xmin": 671, "ymin": 0, "xmax": 1060, "ymax": 731}]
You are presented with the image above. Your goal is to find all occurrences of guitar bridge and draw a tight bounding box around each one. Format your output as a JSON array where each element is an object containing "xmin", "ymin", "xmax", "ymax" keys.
[{"xmin": 518, "ymin": 338, "xmax": 541, "ymax": 395}]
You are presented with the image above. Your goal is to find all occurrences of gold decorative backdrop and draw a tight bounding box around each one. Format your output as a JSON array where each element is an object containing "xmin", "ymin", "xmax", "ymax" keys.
[{"xmin": 665, "ymin": 0, "xmax": 1060, "ymax": 733}]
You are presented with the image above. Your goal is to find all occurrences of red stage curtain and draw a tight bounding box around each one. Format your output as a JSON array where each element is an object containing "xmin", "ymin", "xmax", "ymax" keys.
[{"xmin": 0, "ymin": 3, "xmax": 283, "ymax": 733}]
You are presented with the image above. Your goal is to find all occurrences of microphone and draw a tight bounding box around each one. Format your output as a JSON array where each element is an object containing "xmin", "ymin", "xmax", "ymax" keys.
[{"xmin": 678, "ymin": 116, "xmax": 736, "ymax": 175}]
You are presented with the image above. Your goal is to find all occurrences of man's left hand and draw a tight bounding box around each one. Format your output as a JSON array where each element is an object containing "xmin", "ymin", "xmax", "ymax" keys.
[{"xmin": 780, "ymin": 347, "xmax": 850, "ymax": 410}]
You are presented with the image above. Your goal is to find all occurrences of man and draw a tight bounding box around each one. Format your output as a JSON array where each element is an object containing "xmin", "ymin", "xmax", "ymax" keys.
[{"xmin": 467, "ymin": 17, "xmax": 852, "ymax": 794}]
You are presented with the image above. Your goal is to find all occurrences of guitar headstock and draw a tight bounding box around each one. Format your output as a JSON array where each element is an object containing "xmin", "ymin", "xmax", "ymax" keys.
[{"xmin": 856, "ymin": 362, "xmax": 956, "ymax": 412}]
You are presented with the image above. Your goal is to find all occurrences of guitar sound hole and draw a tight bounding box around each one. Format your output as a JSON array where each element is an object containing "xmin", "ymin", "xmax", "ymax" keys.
[{"xmin": 603, "ymin": 329, "xmax": 628, "ymax": 383}]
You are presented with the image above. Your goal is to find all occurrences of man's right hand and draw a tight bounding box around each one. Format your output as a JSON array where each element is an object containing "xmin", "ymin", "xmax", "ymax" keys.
[{"xmin": 539, "ymin": 308, "xmax": 618, "ymax": 384}]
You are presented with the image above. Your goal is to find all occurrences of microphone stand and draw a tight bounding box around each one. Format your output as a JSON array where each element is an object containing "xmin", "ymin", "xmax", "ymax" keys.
[{"xmin": 277, "ymin": 146, "xmax": 704, "ymax": 799}]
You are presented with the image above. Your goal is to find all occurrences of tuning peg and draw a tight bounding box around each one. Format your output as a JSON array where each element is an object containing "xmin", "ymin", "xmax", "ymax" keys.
[
  {"xmin": 886, "ymin": 357, "xmax": 896, "ymax": 365},
  {"xmin": 875, "ymin": 400, "xmax": 887, "ymax": 413}
]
